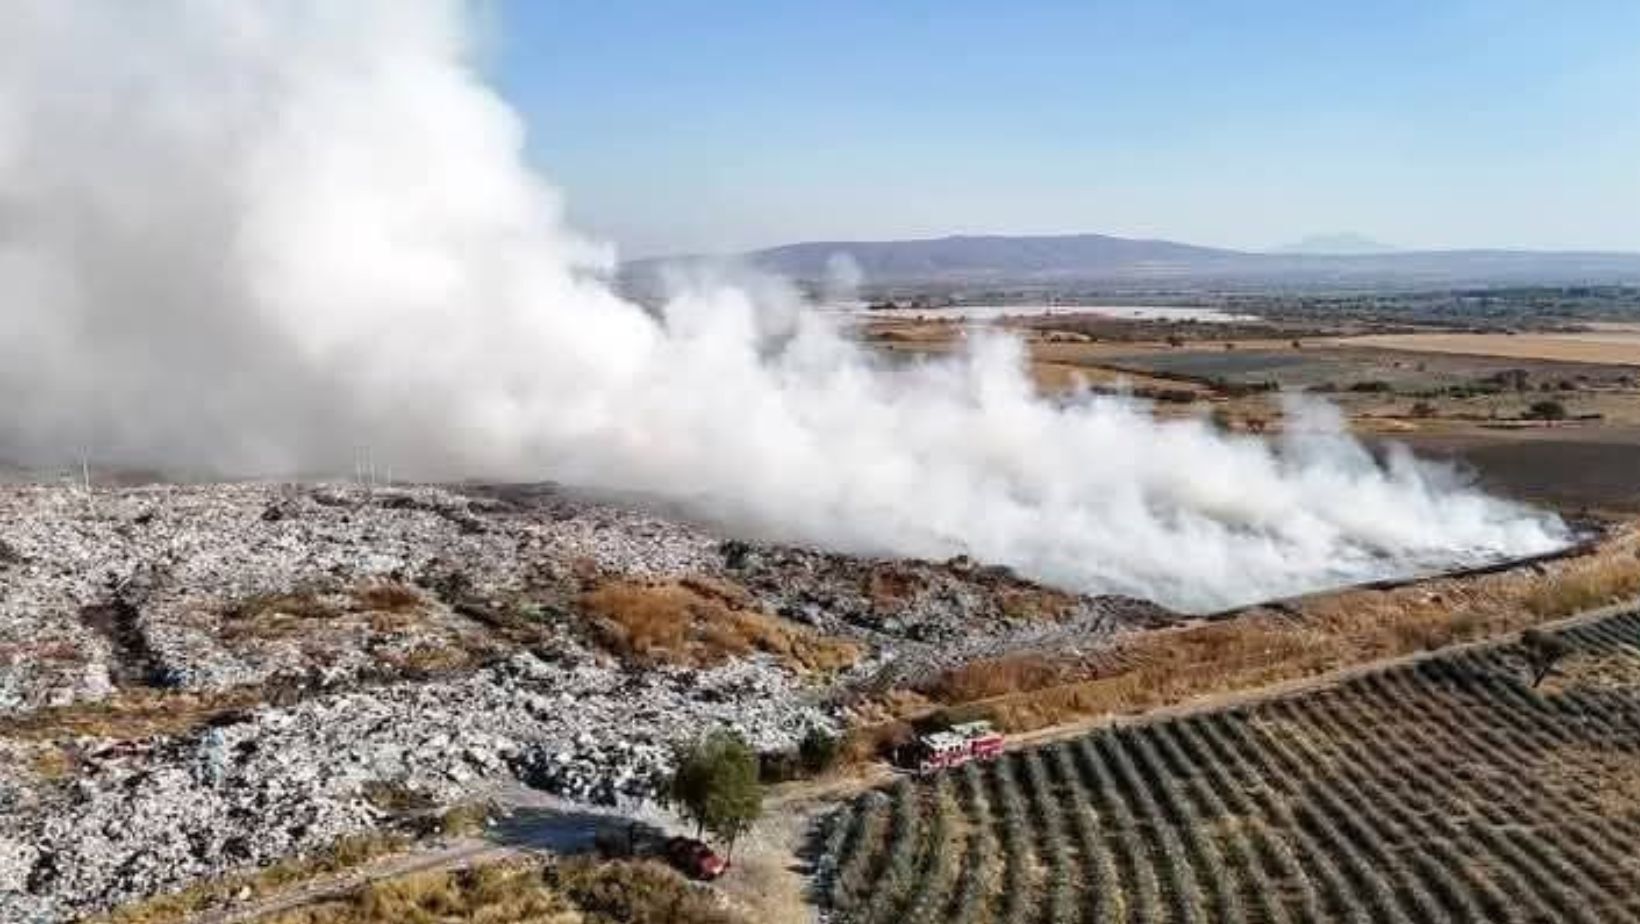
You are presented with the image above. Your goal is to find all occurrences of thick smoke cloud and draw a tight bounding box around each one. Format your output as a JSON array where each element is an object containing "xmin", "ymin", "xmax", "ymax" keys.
[{"xmin": 0, "ymin": 1, "xmax": 1567, "ymax": 610}]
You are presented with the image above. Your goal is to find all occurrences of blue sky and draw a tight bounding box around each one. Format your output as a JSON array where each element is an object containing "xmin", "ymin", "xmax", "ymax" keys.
[{"xmin": 493, "ymin": 1, "xmax": 1640, "ymax": 258}]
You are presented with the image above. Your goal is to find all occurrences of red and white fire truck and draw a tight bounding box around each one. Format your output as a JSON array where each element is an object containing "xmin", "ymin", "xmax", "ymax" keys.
[{"xmin": 913, "ymin": 720, "xmax": 1005, "ymax": 774}]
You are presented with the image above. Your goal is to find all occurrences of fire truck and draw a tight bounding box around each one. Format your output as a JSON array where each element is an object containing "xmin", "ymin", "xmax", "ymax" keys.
[{"xmin": 913, "ymin": 720, "xmax": 1005, "ymax": 774}]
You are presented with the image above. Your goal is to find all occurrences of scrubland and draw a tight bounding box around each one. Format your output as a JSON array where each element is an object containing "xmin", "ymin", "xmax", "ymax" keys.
[{"xmin": 845, "ymin": 524, "xmax": 1640, "ymax": 748}]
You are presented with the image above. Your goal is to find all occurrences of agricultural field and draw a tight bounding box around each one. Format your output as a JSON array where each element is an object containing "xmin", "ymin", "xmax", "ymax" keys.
[
  {"xmin": 1344, "ymin": 330, "xmax": 1640, "ymax": 367},
  {"xmin": 861, "ymin": 311, "xmax": 1640, "ymax": 518},
  {"xmin": 816, "ymin": 607, "xmax": 1640, "ymax": 924}
]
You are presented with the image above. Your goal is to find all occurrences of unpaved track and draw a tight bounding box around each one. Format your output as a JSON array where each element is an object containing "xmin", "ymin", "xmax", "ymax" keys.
[
  {"xmin": 190, "ymin": 838, "xmax": 503, "ymax": 924},
  {"xmin": 187, "ymin": 595, "xmax": 1640, "ymax": 923}
]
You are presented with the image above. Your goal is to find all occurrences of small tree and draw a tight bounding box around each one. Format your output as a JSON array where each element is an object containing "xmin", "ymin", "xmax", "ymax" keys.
[
  {"xmin": 798, "ymin": 727, "xmax": 841, "ymax": 776},
  {"xmin": 1519, "ymin": 628, "xmax": 1573, "ymax": 689},
  {"xmin": 669, "ymin": 729, "xmax": 763, "ymax": 859},
  {"xmin": 1526, "ymin": 399, "xmax": 1568, "ymax": 421}
]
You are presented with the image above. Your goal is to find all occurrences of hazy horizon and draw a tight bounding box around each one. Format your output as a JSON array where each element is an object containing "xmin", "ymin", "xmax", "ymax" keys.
[
  {"xmin": 627, "ymin": 228, "xmax": 1640, "ymax": 263},
  {"xmin": 496, "ymin": 1, "xmax": 1640, "ymax": 261}
]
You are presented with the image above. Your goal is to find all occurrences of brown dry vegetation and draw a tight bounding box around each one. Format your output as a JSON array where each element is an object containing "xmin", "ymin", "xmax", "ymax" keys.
[
  {"xmin": 221, "ymin": 589, "xmax": 345, "ymax": 640},
  {"xmin": 1345, "ymin": 331, "xmax": 1640, "ymax": 366},
  {"xmin": 257, "ymin": 858, "xmax": 748, "ymax": 924},
  {"xmin": 994, "ymin": 585, "xmax": 1082, "ymax": 622},
  {"xmin": 24, "ymin": 743, "xmax": 74, "ymax": 781},
  {"xmin": 265, "ymin": 862, "xmax": 577, "ymax": 924},
  {"xmin": 90, "ymin": 832, "xmax": 410, "ymax": 924},
  {"xmin": 359, "ymin": 780, "xmax": 438, "ymax": 815},
  {"xmin": 223, "ymin": 581, "xmax": 428, "ymax": 642},
  {"xmin": 0, "ymin": 687, "xmax": 263, "ymax": 742},
  {"xmin": 353, "ymin": 581, "xmax": 424, "ymax": 612},
  {"xmin": 1525, "ymin": 551, "xmax": 1640, "ymax": 616},
  {"xmin": 846, "ymin": 526, "xmax": 1640, "ymax": 743},
  {"xmin": 921, "ymin": 650, "xmax": 1131, "ymax": 704},
  {"xmin": 381, "ymin": 643, "xmax": 482, "ymax": 678},
  {"xmin": 866, "ymin": 567, "xmax": 925, "ymax": 607},
  {"xmin": 552, "ymin": 857, "xmax": 748, "ymax": 924},
  {"xmin": 579, "ymin": 578, "xmax": 859, "ymax": 673}
]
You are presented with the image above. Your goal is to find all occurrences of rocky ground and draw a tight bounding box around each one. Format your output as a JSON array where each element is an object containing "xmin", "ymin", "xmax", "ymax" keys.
[{"xmin": 0, "ymin": 480, "xmax": 1160, "ymax": 922}]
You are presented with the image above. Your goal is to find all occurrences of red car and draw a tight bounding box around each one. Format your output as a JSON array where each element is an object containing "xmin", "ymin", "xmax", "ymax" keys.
[{"xmin": 665, "ymin": 836, "xmax": 729, "ymax": 880}]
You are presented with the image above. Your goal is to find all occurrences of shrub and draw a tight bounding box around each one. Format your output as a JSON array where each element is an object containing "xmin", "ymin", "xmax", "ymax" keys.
[
  {"xmin": 94, "ymin": 832, "xmax": 411, "ymax": 924},
  {"xmin": 579, "ymin": 579, "xmax": 858, "ymax": 672},
  {"xmin": 431, "ymin": 801, "xmax": 492, "ymax": 837},
  {"xmin": 551, "ymin": 858, "xmax": 747, "ymax": 924},
  {"xmin": 840, "ymin": 720, "xmax": 916, "ymax": 766},
  {"xmin": 1524, "ymin": 554, "xmax": 1640, "ymax": 617},
  {"xmin": 1518, "ymin": 629, "xmax": 1574, "ymax": 688},
  {"xmin": 1525, "ymin": 399, "xmax": 1568, "ymax": 421},
  {"xmin": 922, "ymin": 653, "xmax": 1085, "ymax": 702},
  {"xmin": 831, "ymin": 793, "xmax": 890, "ymax": 913},
  {"xmin": 759, "ymin": 749, "xmax": 803, "ymax": 784},
  {"xmin": 264, "ymin": 862, "xmax": 577, "ymax": 924},
  {"xmin": 353, "ymin": 581, "xmax": 422, "ymax": 612},
  {"xmin": 799, "ymin": 727, "xmax": 842, "ymax": 776},
  {"xmin": 220, "ymin": 589, "xmax": 343, "ymax": 640},
  {"xmin": 669, "ymin": 729, "xmax": 763, "ymax": 857},
  {"xmin": 359, "ymin": 780, "xmax": 436, "ymax": 814}
]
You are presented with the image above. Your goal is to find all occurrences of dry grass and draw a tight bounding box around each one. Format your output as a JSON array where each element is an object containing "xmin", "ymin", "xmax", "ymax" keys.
[
  {"xmin": 994, "ymin": 586, "xmax": 1081, "ymax": 622},
  {"xmin": 223, "ymin": 581, "xmax": 430, "ymax": 643},
  {"xmin": 383, "ymin": 643, "xmax": 479, "ymax": 678},
  {"xmin": 838, "ymin": 718, "xmax": 918, "ymax": 766},
  {"xmin": 264, "ymin": 862, "xmax": 578, "ymax": 924},
  {"xmin": 0, "ymin": 687, "xmax": 262, "ymax": 742},
  {"xmin": 359, "ymin": 780, "xmax": 438, "ymax": 814},
  {"xmin": 921, "ymin": 655, "xmax": 1074, "ymax": 703},
  {"xmin": 852, "ymin": 526, "xmax": 1640, "ymax": 738},
  {"xmin": 579, "ymin": 578, "xmax": 859, "ymax": 673},
  {"xmin": 1524, "ymin": 551, "xmax": 1640, "ymax": 617},
  {"xmin": 25, "ymin": 743, "xmax": 74, "ymax": 780},
  {"xmin": 221, "ymin": 589, "xmax": 345, "ymax": 641},
  {"xmin": 90, "ymin": 832, "xmax": 410, "ymax": 924},
  {"xmin": 225, "ymin": 590, "xmax": 342, "ymax": 622},
  {"xmin": 353, "ymin": 581, "xmax": 423, "ymax": 612},
  {"xmin": 1344, "ymin": 331, "xmax": 1640, "ymax": 366},
  {"xmin": 867, "ymin": 568, "xmax": 925, "ymax": 607},
  {"xmin": 257, "ymin": 857, "xmax": 751, "ymax": 924},
  {"xmin": 551, "ymin": 857, "xmax": 750, "ymax": 924},
  {"xmin": 430, "ymin": 801, "xmax": 491, "ymax": 838}
]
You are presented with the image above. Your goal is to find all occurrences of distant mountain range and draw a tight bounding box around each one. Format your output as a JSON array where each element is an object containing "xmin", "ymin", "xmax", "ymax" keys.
[
  {"xmin": 625, "ymin": 232, "xmax": 1640, "ymax": 290},
  {"xmin": 1276, "ymin": 232, "xmax": 1396, "ymax": 255}
]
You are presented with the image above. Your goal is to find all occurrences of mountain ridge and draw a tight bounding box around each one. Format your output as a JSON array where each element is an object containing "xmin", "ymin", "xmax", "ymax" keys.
[{"xmin": 626, "ymin": 231, "xmax": 1640, "ymax": 288}]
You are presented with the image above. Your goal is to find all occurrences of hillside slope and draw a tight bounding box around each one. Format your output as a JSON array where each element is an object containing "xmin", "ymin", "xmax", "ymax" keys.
[{"xmin": 627, "ymin": 232, "xmax": 1640, "ymax": 288}]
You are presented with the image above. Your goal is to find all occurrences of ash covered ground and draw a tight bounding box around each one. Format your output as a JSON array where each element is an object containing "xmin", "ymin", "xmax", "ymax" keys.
[{"xmin": 0, "ymin": 480, "xmax": 1164, "ymax": 921}]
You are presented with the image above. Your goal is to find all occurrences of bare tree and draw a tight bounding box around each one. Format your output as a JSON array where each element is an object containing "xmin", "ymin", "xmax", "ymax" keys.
[{"xmin": 1519, "ymin": 628, "xmax": 1573, "ymax": 689}]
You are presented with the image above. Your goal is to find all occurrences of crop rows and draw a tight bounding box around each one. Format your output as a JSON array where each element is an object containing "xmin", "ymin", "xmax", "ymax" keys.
[{"xmin": 818, "ymin": 607, "xmax": 1640, "ymax": 923}]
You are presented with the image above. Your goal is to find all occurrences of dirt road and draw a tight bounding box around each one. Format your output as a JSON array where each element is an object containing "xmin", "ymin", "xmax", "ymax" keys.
[
  {"xmin": 187, "ymin": 594, "xmax": 1640, "ymax": 924},
  {"xmin": 190, "ymin": 838, "xmax": 501, "ymax": 924}
]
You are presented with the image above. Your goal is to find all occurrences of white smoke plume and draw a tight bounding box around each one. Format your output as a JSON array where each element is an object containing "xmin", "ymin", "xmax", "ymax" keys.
[{"xmin": 0, "ymin": 1, "xmax": 1567, "ymax": 610}]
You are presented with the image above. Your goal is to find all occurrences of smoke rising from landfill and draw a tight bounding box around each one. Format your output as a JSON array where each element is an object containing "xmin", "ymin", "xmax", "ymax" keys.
[{"xmin": 0, "ymin": 1, "xmax": 1568, "ymax": 609}]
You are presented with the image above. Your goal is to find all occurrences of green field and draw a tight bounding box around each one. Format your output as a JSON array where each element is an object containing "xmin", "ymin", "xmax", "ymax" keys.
[{"xmin": 817, "ymin": 609, "xmax": 1640, "ymax": 924}]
